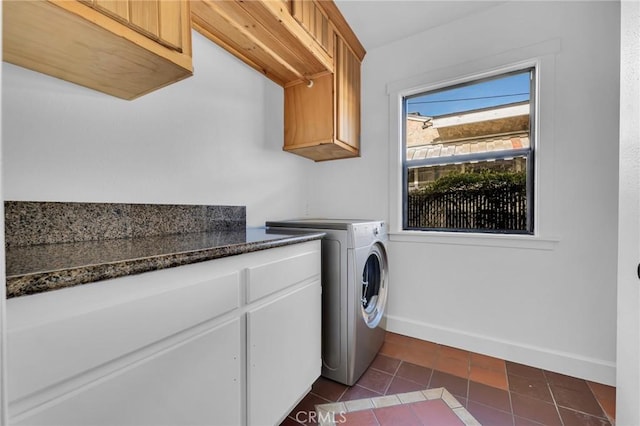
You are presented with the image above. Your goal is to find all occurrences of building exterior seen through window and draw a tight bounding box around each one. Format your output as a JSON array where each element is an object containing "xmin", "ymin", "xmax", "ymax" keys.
[{"xmin": 403, "ymin": 69, "xmax": 535, "ymax": 233}]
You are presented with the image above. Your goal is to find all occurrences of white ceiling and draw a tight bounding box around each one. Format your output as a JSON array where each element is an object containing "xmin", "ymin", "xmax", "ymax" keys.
[{"xmin": 334, "ymin": 0, "xmax": 506, "ymax": 51}]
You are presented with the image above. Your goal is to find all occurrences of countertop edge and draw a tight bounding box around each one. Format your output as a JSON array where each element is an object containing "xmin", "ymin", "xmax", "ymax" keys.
[{"xmin": 6, "ymin": 232, "xmax": 324, "ymax": 299}]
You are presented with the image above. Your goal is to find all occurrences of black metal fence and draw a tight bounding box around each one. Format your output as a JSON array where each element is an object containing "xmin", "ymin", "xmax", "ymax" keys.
[{"xmin": 407, "ymin": 185, "xmax": 528, "ymax": 232}]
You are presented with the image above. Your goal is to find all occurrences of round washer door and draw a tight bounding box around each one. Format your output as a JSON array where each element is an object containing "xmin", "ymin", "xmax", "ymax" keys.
[{"xmin": 361, "ymin": 242, "xmax": 388, "ymax": 328}]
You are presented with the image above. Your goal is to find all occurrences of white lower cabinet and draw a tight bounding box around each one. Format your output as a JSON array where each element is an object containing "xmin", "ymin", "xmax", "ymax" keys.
[
  {"xmin": 6, "ymin": 240, "xmax": 321, "ymax": 426},
  {"xmin": 14, "ymin": 319, "xmax": 243, "ymax": 426},
  {"xmin": 247, "ymin": 281, "xmax": 322, "ymax": 426}
]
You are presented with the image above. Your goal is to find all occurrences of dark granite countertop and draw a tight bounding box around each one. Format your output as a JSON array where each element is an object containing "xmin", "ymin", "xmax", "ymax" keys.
[{"xmin": 5, "ymin": 228, "xmax": 324, "ymax": 298}]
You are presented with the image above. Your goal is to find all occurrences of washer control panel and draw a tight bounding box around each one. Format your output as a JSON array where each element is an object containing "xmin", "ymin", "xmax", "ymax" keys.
[{"xmin": 352, "ymin": 221, "xmax": 386, "ymax": 248}]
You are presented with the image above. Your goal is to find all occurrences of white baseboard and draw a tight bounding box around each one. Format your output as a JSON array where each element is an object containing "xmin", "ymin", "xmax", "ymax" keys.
[{"xmin": 384, "ymin": 314, "xmax": 616, "ymax": 386}]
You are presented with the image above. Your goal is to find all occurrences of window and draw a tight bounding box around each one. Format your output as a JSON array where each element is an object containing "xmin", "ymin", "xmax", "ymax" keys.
[{"xmin": 402, "ymin": 69, "xmax": 535, "ymax": 234}]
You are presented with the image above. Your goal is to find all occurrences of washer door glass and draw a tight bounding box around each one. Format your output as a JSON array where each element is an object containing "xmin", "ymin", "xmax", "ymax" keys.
[{"xmin": 361, "ymin": 243, "xmax": 387, "ymax": 328}]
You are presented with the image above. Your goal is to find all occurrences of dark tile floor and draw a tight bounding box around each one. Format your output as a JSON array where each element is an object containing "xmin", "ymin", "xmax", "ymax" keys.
[
  {"xmin": 283, "ymin": 332, "xmax": 616, "ymax": 425},
  {"xmin": 315, "ymin": 388, "xmax": 475, "ymax": 426}
]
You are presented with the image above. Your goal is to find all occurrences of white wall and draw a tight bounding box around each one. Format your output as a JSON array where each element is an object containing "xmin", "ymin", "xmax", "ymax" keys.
[
  {"xmin": 616, "ymin": 1, "xmax": 640, "ymax": 423},
  {"xmin": 1, "ymin": 31, "xmax": 311, "ymax": 227},
  {"xmin": 309, "ymin": 1, "xmax": 620, "ymax": 384},
  {"xmin": 0, "ymin": 6, "xmax": 8, "ymax": 422}
]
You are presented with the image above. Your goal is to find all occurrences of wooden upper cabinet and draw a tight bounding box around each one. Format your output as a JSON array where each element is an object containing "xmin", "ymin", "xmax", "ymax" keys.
[
  {"xmin": 284, "ymin": 31, "xmax": 362, "ymax": 161},
  {"xmin": 190, "ymin": 0, "xmax": 365, "ymax": 161},
  {"xmin": 3, "ymin": 0, "xmax": 192, "ymax": 100}
]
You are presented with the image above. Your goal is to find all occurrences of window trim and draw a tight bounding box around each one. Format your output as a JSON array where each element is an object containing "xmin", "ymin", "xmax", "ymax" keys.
[{"xmin": 386, "ymin": 39, "xmax": 562, "ymax": 249}]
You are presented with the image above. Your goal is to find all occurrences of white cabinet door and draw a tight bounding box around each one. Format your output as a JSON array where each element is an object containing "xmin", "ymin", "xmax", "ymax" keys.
[
  {"xmin": 246, "ymin": 281, "xmax": 321, "ymax": 426},
  {"xmin": 14, "ymin": 318, "xmax": 243, "ymax": 426}
]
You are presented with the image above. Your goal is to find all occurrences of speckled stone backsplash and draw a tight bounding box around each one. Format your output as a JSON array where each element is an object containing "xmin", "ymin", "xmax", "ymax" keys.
[{"xmin": 4, "ymin": 201, "xmax": 246, "ymax": 248}]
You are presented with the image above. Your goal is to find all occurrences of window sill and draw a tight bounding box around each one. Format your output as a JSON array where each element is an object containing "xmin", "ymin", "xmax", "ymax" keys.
[{"xmin": 389, "ymin": 231, "xmax": 559, "ymax": 250}]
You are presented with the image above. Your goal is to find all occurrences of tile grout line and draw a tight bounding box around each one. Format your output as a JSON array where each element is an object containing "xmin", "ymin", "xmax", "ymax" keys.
[
  {"xmin": 504, "ymin": 364, "xmax": 516, "ymax": 426},
  {"xmin": 542, "ymin": 370, "xmax": 567, "ymax": 426},
  {"xmin": 370, "ymin": 359, "xmax": 433, "ymax": 392},
  {"xmin": 466, "ymin": 398, "xmax": 518, "ymax": 415},
  {"xmin": 465, "ymin": 356, "xmax": 471, "ymax": 404},
  {"xmin": 335, "ymin": 386, "xmax": 348, "ymax": 403},
  {"xmin": 369, "ymin": 361, "xmax": 398, "ymax": 396},
  {"xmin": 351, "ymin": 383, "xmax": 384, "ymax": 397},
  {"xmin": 371, "ymin": 410, "xmax": 381, "ymax": 426},
  {"xmin": 586, "ymin": 380, "xmax": 616, "ymax": 425},
  {"xmin": 426, "ymin": 364, "xmax": 435, "ymax": 395},
  {"xmin": 381, "ymin": 366, "xmax": 393, "ymax": 395}
]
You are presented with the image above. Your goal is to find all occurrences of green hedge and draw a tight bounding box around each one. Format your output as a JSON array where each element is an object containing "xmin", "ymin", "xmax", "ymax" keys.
[{"xmin": 410, "ymin": 169, "xmax": 527, "ymax": 196}]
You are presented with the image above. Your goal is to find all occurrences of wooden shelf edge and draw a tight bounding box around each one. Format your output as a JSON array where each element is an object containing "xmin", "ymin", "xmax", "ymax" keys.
[{"xmin": 283, "ymin": 139, "xmax": 359, "ymax": 162}]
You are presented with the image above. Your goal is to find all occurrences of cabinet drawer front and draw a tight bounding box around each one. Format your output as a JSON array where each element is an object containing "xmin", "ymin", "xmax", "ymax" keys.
[
  {"xmin": 246, "ymin": 249, "xmax": 320, "ymax": 303},
  {"xmin": 7, "ymin": 270, "xmax": 240, "ymax": 403}
]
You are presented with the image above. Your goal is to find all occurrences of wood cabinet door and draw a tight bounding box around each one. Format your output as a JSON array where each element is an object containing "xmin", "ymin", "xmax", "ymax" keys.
[
  {"xmin": 157, "ymin": 0, "xmax": 185, "ymax": 51},
  {"xmin": 93, "ymin": 0, "xmax": 129, "ymax": 22},
  {"xmin": 291, "ymin": 0, "xmax": 333, "ymax": 59},
  {"xmin": 335, "ymin": 35, "xmax": 361, "ymax": 150},
  {"xmin": 284, "ymin": 73, "xmax": 335, "ymax": 148},
  {"xmin": 87, "ymin": 0, "xmax": 186, "ymax": 52}
]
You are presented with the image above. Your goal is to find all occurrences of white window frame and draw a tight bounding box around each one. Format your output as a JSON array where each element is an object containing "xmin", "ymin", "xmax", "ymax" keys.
[
  {"xmin": 403, "ymin": 68, "xmax": 535, "ymax": 234},
  {"xmin": 387, "ymin": 39, "xmax": 562, "ymax": 250}
]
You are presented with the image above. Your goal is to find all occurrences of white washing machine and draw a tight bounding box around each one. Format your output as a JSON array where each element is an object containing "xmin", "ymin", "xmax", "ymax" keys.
[{"xmin": 266, "ymin": 219, "xmax": 389, "ymax": 386}]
